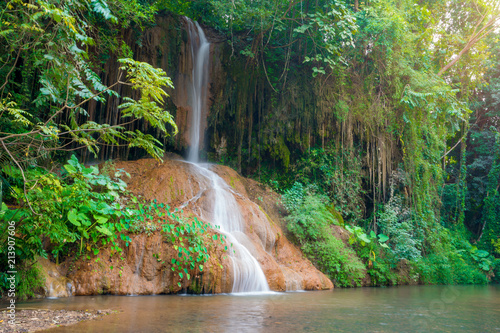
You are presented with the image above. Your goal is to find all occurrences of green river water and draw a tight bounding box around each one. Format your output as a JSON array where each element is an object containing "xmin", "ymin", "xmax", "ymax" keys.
[{"xmin": 16, "ymin": 285, "xmax": 500, "ymax": 332}]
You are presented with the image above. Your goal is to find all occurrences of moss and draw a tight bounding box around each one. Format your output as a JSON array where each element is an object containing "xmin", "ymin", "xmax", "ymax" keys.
[
  {"xmin": 187, "ymin": 276, "xmax": 203, "ymax": 294},
  {"xmin": 259, "ymin": 206, "xmax": 276, "ymax": 226},
  {"xmin": 169, "ymin": 176, "xmax": 176, "ymax": 200},
  {"xmin": 327, "ymin": 205, "xmax": 344, "ymax": 226}
]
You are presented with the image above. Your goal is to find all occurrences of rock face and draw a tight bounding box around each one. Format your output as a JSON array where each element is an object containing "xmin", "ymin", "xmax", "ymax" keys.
[
  {"xmin": 80, "ymin": 15, "xmax": 225, "ymax": 161},
  {"xmin": 64, "ymin": 157, "xmax": 332, "ymax": 295},
  {"xmin": 69, "ymin": 232, "xmax": 234, "ymax": 295},
  {"xmin": 38, "ymin": 258, "xmax": 75, "ymax": 297}
]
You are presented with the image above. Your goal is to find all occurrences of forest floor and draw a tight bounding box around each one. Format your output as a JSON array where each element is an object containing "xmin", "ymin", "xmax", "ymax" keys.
[{"xmin": 0, "ymin": 309, "xmax": 116, "ymax": 332}]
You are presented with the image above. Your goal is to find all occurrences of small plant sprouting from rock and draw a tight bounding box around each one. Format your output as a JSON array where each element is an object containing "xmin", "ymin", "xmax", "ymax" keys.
[{"xmin": 161, "ymin": 211, "xmax": 226, "ymax": 287}]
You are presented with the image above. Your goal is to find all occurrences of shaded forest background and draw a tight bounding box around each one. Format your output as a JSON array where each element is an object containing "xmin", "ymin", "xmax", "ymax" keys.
[{"xmin": 1, "ymin": 0, "xmax": 500, "ymax": 294}]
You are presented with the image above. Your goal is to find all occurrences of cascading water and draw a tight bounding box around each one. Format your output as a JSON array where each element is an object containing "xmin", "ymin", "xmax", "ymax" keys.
[
  {"xmin": 182, "ymin": 17, "xmax": 270, "ymax": 293},
  {"xmin": 186, "ymin": 18, "xmax": 209, "ymax": 163}
]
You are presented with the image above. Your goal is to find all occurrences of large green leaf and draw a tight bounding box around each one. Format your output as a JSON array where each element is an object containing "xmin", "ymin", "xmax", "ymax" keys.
[
  {"xmin": 67, "ymin": 209, "xmax": 81, "ymax": 226},
  {"xmin": 96, "ymin": 225, "xmax": 113, "ymax": 236},
  {"xmin": 475, "ymin": 250, "xmax": 489, "ymax": 258},
  {"xmin": 378, "ymin": 234, "xmax": 389, "ymax": 243},
  {"xmin": 64, "ymin": 164, "xmax": 77, "ymax": 174},
  {"xmin": 94, "ymin": 215, "xmax": 109, "ymax": 224}
]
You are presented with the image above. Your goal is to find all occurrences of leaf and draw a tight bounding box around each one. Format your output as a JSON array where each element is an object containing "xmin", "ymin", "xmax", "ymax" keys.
[
  {"xmin": 94, "ymin": 215, "xmax": 108, "ymax": 224},
  {"xmin": 64, "ymin": 164, "xmax": 77, "ymax": 174},
  {"xmin": 475, "ymin": 250, "xmax": 489, "ymax": 258},
  {"xmin": 68, "ymin": 209, "xmax": 81, "ymax": 226},
  {"xmin": 378, "ymin": 234, "xmax": 389, "ymax": 243},
  {"xmin": 479, "ymin": 262, "xmax": 490, "ymax": 271},
  {"xmin": 96, "ymin": 226, "xmax": 113, "ymax": 236}
]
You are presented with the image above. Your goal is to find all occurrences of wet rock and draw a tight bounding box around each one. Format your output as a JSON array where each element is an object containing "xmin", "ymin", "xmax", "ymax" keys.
[
  {"xmin": 114, "ymin": 158, "xmax": 333, "ymax": 292},
  {"xmin": 68, "ymin": 232, "xmax": 233, "ymax": 295},
  {"xmin": 41, "ymin": 157, "xmax": 332, "ymax": 296},
  {"xmin": 38, "ymin": 258, "xmax": 75, "ymax": 298}
]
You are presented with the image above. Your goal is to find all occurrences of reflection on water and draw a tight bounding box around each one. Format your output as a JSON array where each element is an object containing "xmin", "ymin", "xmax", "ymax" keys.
[{"xmin": 11, "ymin": 285, "xmax": 500, "ymax": 332}]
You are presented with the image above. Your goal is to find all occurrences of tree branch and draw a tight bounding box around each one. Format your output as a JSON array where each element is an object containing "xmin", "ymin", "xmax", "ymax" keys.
[
  {"xmin": 438, "ymin": 11, "xmax": 500, "ymax": 76},
  {"xmin": 1, "ymin": 140, "xmax": 39, "ymax": 215}
]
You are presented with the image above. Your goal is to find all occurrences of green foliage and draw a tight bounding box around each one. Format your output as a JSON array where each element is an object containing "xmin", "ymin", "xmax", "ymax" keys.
[
  {"xmin": 350, "ymin": 239, "xmax": 398, "ymax": 286},
  {"xmin": 0, "ymin": 155, "xmax": 218, "ymax": 296},
  {"xmin": 415, "ymin": 254, "xmax": 488, "ymax": 285},
  {"xmin": 476, "ymin": 131, "xmax": 500, "ymax": 253},
  {"xmin": 282, "ymin": 182, "xmax": 306, "ymax": 213},
  {"xmin": 283, "ymin": 189, "xmax": 365, "ymax": 287},
  {"xmin": 376, "ymin": 188, "xmax": 423, "ymax": 261},
  {"xmin": 162, "ymin": 214, "xmax": 215, "ymax": 287},
  {"xmin": 284, "ymin": 191, "xmax": 338, "ymax": 241},
  {"xmin": 302, "ymin": 236, "xmax": 365, "ymax": 287},
  {"xmin": 293, "ymin": 145, "xmax": 365, "ymax": 223},
  {"xmin": 118, "ymin": 58, "xmax": 178, "ymax": 148},
  {"xmin": 0, "ymin": 261, "xmax": 45, "ymax": 300},
  {"xmin": 344, "ymin": 225, "xmax": 397, "ymax": 286},
  {"xmin": 115, "ymin": 197, "xmax": 215, "ymax": 288},
  {"xmin": 0, "ymin": 0, "xmax": 177, "ymax": 205},
  {"xmin": 345, "ymin": 225, "xmax": 389, "ymax": 249},
  {"xmin": 0, "ymin": 156, "xmax": 138, "ymax": 263},
  {"xmin": 414, "ymin": 228, "xmax": 494, "ymax": 285},
  {"xmin": 1, "ymin": 0, "xmax": 498, "ymax": 294},
  {"xmin": 493, "ymin": 239, "xmax": 500, "ymax": 257}
]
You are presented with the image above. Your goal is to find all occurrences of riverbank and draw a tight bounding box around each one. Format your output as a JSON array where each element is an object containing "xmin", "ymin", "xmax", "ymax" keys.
[{"xmin": 0, "ymin": 309, "xmax": 115, "ymax": 333}]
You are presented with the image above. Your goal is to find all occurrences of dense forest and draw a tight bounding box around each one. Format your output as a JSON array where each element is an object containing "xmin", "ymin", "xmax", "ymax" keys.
[{"xmin": 1, "ymin": 0, "xmax": 499, "ymax": 298}]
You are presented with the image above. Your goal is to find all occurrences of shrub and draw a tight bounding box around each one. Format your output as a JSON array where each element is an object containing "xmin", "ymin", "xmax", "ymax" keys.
[
  {"xmin": 283, "ymin": 187, "xmax": 366, "ymax": 287},
  {"xmin": 377, "ymin": 193, "xmax": 423, "ymax": 261}
]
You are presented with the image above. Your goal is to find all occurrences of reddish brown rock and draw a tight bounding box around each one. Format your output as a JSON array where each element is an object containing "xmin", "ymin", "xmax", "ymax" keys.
[
  {"xmin": 38, "ymin": 258, "xmax": 75, "ymax": 297},
  {"xmin": 47, "ymin": 157, "xmax": 332, "ymax": 296},
  {"xmin": 69, "ymin": 231, "xmax": 233, "ymax": 295},
  {"xmin": 114, "ymin": 157, "xmax": 333, "ymax": 292}
]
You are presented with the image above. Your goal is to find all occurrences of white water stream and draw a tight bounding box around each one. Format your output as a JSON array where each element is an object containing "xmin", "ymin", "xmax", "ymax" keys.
[{"xmin": 183, "ymin": 17, "xmax": 270, "ymax": 293}]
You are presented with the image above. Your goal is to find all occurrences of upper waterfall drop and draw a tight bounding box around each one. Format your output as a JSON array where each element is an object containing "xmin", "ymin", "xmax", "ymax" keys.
[
  {"xmin": 185, "ymin": 18, "xmax": 210, "ymax": 163},
  {"xmin": 182, "ymin": 17, "xmax": 271, "ymax": 293}
]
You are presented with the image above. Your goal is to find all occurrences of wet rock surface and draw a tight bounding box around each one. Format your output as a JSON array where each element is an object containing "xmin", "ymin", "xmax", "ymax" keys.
[
  {"xmin": 41, "ymin": 157, "xmax": 333, "ymax": 296},
  {"xmin": 69, "ymin": 231, "xmax": 233, "ymax": 295},
  {"xmin": 37, "ymin": 259, "xmax": 74, "ymax": 298},
  {"xmin": 115, "ymin": 157, "xmax": 333, "ymax": 292}
]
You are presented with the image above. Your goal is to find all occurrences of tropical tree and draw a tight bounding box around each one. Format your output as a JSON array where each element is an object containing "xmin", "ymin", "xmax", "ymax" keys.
[{"xmin": 0, "ymin": 0, "xmax": 177, "ymax": 208}]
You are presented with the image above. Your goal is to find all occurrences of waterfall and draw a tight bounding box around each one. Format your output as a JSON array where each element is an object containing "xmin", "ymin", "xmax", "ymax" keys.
[
  {"xmin": 186, "ymin": 19, "xmax": 209, "ymax": 163},
  {"xmin": 183, "ymin": 17, "xmax": 270, "ymax": 293}
]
